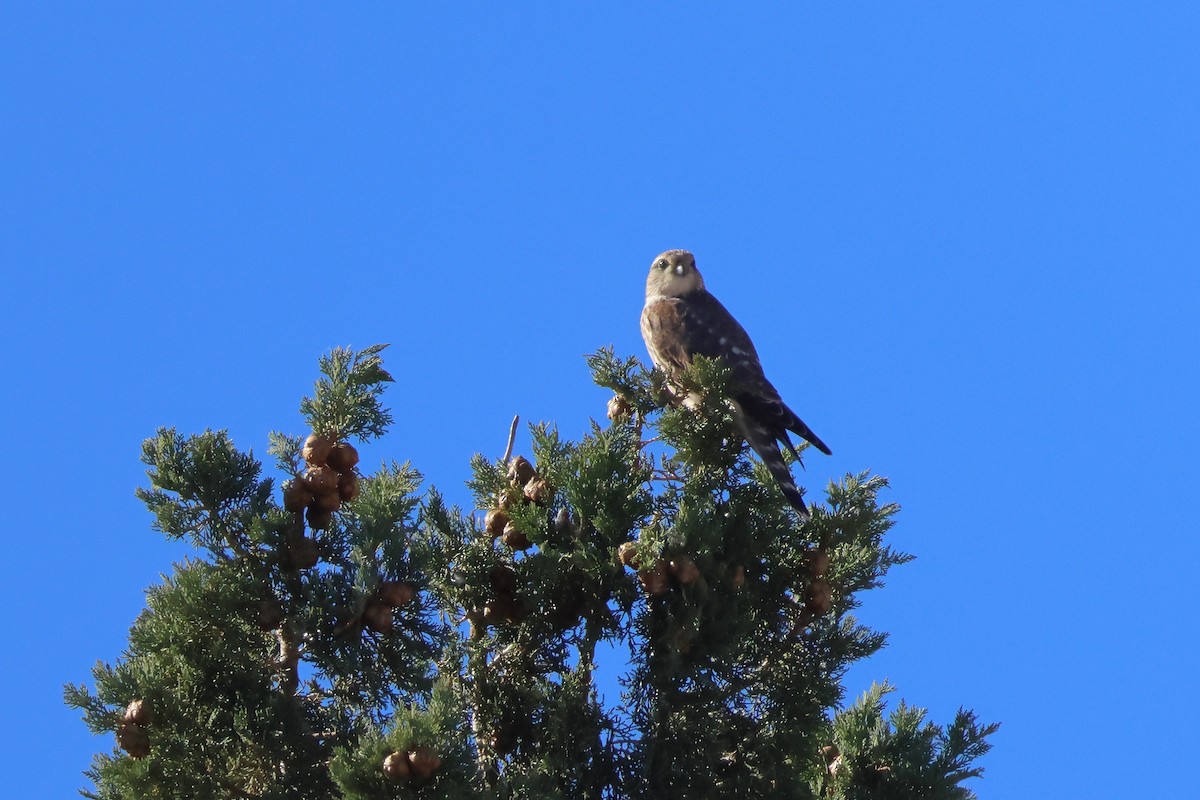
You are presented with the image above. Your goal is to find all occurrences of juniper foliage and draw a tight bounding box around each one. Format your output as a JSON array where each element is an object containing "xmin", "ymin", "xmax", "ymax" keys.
[{"xmin": 66, "ymin": 344, "xmax": 996, "ymax": 799}]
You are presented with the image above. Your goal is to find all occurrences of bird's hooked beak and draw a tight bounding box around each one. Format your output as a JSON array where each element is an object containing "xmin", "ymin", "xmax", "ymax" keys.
[{"xmin": 674, "ymin": 264, "xmax": 686, "ymax": 276}]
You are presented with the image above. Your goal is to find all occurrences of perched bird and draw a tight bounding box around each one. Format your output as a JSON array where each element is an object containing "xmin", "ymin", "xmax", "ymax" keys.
[{"xmin": 640, "ymin": 249, "xmax": 831, "ymax": 519}]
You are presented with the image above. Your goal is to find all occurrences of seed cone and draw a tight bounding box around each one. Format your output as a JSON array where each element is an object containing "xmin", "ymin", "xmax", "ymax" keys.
[
  {"xmin": 337, "ymin": 471, "xmax": 359, "ymax": 502},
  {"xmin": 507, "ymin": 455, "xmax": 537, "ymax": 485},
  {"xmin": 523, "ymin": 477, "xmax": 552, "ymax": 506},
  {"xmin": 378, "ymin": 581, "xmax": 416, "ymax": 608},
  {"xmin": 282, "ymin": 479, "xmax": 314, "ymax": 512},
  {"xmin": 289, "ymin": 536, "xmax": 320, "ymax": 568},
  {"xmin": 639, "ymin": 563, "xmax": 670, "ymax": 597},
  {"xmin": 303, "ymin": 465, "xmax": 340, "ymax": 495},
  {"xmin": 124, "ymin": 699, "xmax": 154, "ymax": 726},
  {"xmin": 408, "ymin": 745, "xmax": 442, "ymax": 779},
  {"xmin": 484, "ymin": 509, "xmax": 510, "ymax": 538},
  {"xmin": 256, "ymin": 598, "xmax": 284, "ymax": 630},
  {"xmin": 607, "ymin": 394, "xmax": 632, "ymax": 421},
  {"xmin": 117, "ymin": 721, "xmax": 150, "ymax": 758},
  {"xmin": 382, "ymin": 751, "xmax": 412, "ymax": 781},
  {"xmin": 301, "ymin": 434, "xmax": 334, "ymax": 466},
  {"xmin": 501, "ymin": 523, "xmax": 532, "ymax": 551},
  {"xmin": 326, "ymin": 442, "xmax": 359, "ymax": 473},
  {"xmin": 363, "ymin": 601, "xmax": 394, "ymax": 634},
  {"xmin": 313, "ymin": 491, "xmax": 342, "ymax": 513},
  {"xmin": 668, "ymin": 555, "xmax": 700, "ymax": 585},
  {"xmin": 804, "ymin": 578, "xmax": 832, "ymax": 614},
  {"xmin": 306, "ymin": 506, "xmax": 333, "ymax": 531}
]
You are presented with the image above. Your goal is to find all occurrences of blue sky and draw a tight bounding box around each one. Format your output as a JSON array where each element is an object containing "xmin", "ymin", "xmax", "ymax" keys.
[{"xmin": 2, "ymin": 4, "xmax": 1197, "ymax": 797}]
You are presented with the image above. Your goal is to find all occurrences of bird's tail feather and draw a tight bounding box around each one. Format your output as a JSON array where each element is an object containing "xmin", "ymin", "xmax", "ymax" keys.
[
  {"xmin": 735, "ymin": 392, "xmax": 832, "ymax": 456},
  {"xmin": 789, "ymin": 418, "xmax": 832, "ymax": 456},
  {"xmin": 743, "ymin": 420, "xmax": 811, "ymax": 521}
]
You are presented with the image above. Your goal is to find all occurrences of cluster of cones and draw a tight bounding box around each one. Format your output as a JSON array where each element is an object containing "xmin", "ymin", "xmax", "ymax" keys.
[
  {"xmin": 483, "ymin": 455, "xmax": 552, "ymax": 551},
  {"xmin": 278, "ymin": 433, "xmax": 360, "ymax": 571},
  {"xmin": 361, "ymin": 580, "xmax": 417, "ymax": 635},
  {"xmin": 116, "ymin": 699, "xmax": 154, "ymax": 759},
  {"xmin": 283, "ymin": 433, "xmax": 361, "ymax": 532},
  {"xmin": 617, "ymin": 542, "xmax": 702, "ymax": 597},
  {"xmin": 617, "ymin": 539, "xmax": 835, "ymax": 622},
  {"xmin": 382, "ymin": 745, "xmax": 442, "ymax": 783}
]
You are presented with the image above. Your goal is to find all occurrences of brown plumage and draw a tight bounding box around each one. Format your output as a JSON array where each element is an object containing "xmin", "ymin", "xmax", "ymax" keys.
[{"xmin": 640, "ymin": 249, "xmax": 830, "ymax": 519}]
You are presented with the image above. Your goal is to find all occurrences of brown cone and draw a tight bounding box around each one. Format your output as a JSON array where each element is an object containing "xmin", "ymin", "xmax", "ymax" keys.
[
  {"xmin": 804, "ymin": 578, "xmax": 833, "ymax": 615},
  {"xmin": 117, "ymin": 720, "xmax": 150, "ymax": 759},
  {"xmin": 326, "ymin": 442, "xmax": 359, "ymax": 473},
  {"xmin": 805, "ymin": 547, "xmax": 831, "ymax": 578},
  {"xmin": 500, "ymin": 523, "xmax": 532, "ymax": 551},
  {"xmin": 607, "ymin": 394, "xmax": 633, "ymax": 421},
  {"xmin": 363, "ymin": 601, "xmax": 394, "ymax": 634},
  {"xmin": 506, "ymin": 455, "xmax": 537, "ymax": 486},
  {"xmin": 484, "ymin": 592, "xmax": 527, "ymax": 624},
  {"xmin": 282, "ymin": 479, "xmax": 314, "ymax": 513},
  {"xmin": 301, "ymin": 434, "xmax": 334, "ymax": 466},
  {"xmin": 306, "ymin": 506, "xmax": 333, "ymax": 531},
  {"xmin": 484, "ymin": 509, "xmax": 510, "ymax": 539},
  {"xmin": 408, "ymin": 745, "xmax": 442, "ymax": 780},
  {"xmin": 617, "ymin": 541, "xmax": 640, "ymax": 569},
  {"xmin": 668, "ymin": 555, "xmax": 700, "ymax": 585},
  {"xmin": 303, "ymin": 465, "xmax": 340, "ymax": 495},
  {"xmin": 257, "ymin": 598, "xmax": 284, "ymax": 631},
  {"xmin": 523, "ymin": 477, "xmax": 552, "ymax": 506},
  {"xmin": 124, "ymin": 699, "xmax": 154, "ymax": 726},
  {"xmin": 313, "ymin": 490, "xmax": 342, "ymax": 513},
  {"xmin": 337, "ymin": 471, "xmax": 360, "ymax": 502},
  {"xmin": 378, "ymin": 581, "xmax": 416, "ymax": 608},
  {"xmin": 382, "ymin": 751, "xmax": 412, "ymax": 781},
  {"xmin": 639, "ymin": 563, "xmax": 670, "ymax": 597},
  {"xmin": 289, "ymin": 536, "xmax": 320, "ymax": 569}
]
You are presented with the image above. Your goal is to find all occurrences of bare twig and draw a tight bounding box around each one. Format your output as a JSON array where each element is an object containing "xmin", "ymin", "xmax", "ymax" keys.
[{"xmin": 502, "ymin": 415, "xmax": 519, "ymax": 463}]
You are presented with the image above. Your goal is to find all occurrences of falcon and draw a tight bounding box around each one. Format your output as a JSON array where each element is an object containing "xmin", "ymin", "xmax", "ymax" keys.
[{"xmin": 640, "ymin": 249, "xmax": 831, "ymax": 519}]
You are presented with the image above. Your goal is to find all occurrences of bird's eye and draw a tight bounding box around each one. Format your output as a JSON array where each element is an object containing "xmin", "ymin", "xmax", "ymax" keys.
[{"xmin": 657, "ymin": 260, "xmax": 669, "ymax": 270}]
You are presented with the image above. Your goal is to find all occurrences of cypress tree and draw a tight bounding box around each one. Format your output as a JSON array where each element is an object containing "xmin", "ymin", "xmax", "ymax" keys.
[{"xmin": 67, "ymin": 344, "xmax": 996, "ymax": 799}]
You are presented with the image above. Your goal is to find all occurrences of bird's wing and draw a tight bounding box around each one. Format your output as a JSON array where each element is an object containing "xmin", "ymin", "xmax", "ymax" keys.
[
  {"xmin": 642, "ymin": 290, "xmax": 760, "ymax": 371},
  {"xmin": 641, "ymin": 289, "xmax": 826, "ymax": 519},
  {"xmin": 677, "ymin": 292, "xmax": 832, "ymax": 456}
]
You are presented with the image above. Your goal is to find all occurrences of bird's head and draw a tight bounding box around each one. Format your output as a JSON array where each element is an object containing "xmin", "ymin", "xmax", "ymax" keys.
[{"xmin": 645, "ymin": 249, "xmax": 705, "ymax": 298}]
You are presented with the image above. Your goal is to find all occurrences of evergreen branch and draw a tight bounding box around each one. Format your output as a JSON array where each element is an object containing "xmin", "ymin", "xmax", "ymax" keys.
[
  {"xmin": 70, "ymin": 347, "xmax": 997, "ymax": 800},
  {"xmin": 299, "ymin": 344, "xmax": 395, "ymax": 441}
]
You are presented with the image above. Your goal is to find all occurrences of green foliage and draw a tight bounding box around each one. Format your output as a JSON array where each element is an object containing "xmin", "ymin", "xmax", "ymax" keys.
[
  {"xmin": 300, "ymin": 344, "xmax": 395, "ymax": 440},
  {"xmin": 596, "ymin": 354, "xmax": 918, "ymax": 800},
  {"xmin": 65, "ymin": 559, "xmax": 337, "ymax": 799},
  {"xmin": 68, "ymin": 344, "xmax": 997, "ymax": 800},
  {"xmin": 330, "ymin": 680, "xmax": 482, "ymax": 800},
  {"xmin": 136, "ymin": 428, "xmax": 274, "ymax": 554},
  {"xmin": 812, "ymin": 683, "xmax": 1000, "ymax": 800}
]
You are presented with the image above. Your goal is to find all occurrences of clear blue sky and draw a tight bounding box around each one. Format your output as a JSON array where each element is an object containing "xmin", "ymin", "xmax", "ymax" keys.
[{"xmin": 3, "ymin": 4, "xmax": 1197, "ymax": 797}]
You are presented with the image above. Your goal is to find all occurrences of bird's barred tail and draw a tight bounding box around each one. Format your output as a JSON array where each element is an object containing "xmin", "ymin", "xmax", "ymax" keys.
[
  {"xmin": 790, "ymin": 417, "xmax": 832, "ymax": 457},
  {"xmin": 741, "ymin": 417, "xmax": 811, "ymax": 521}
]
